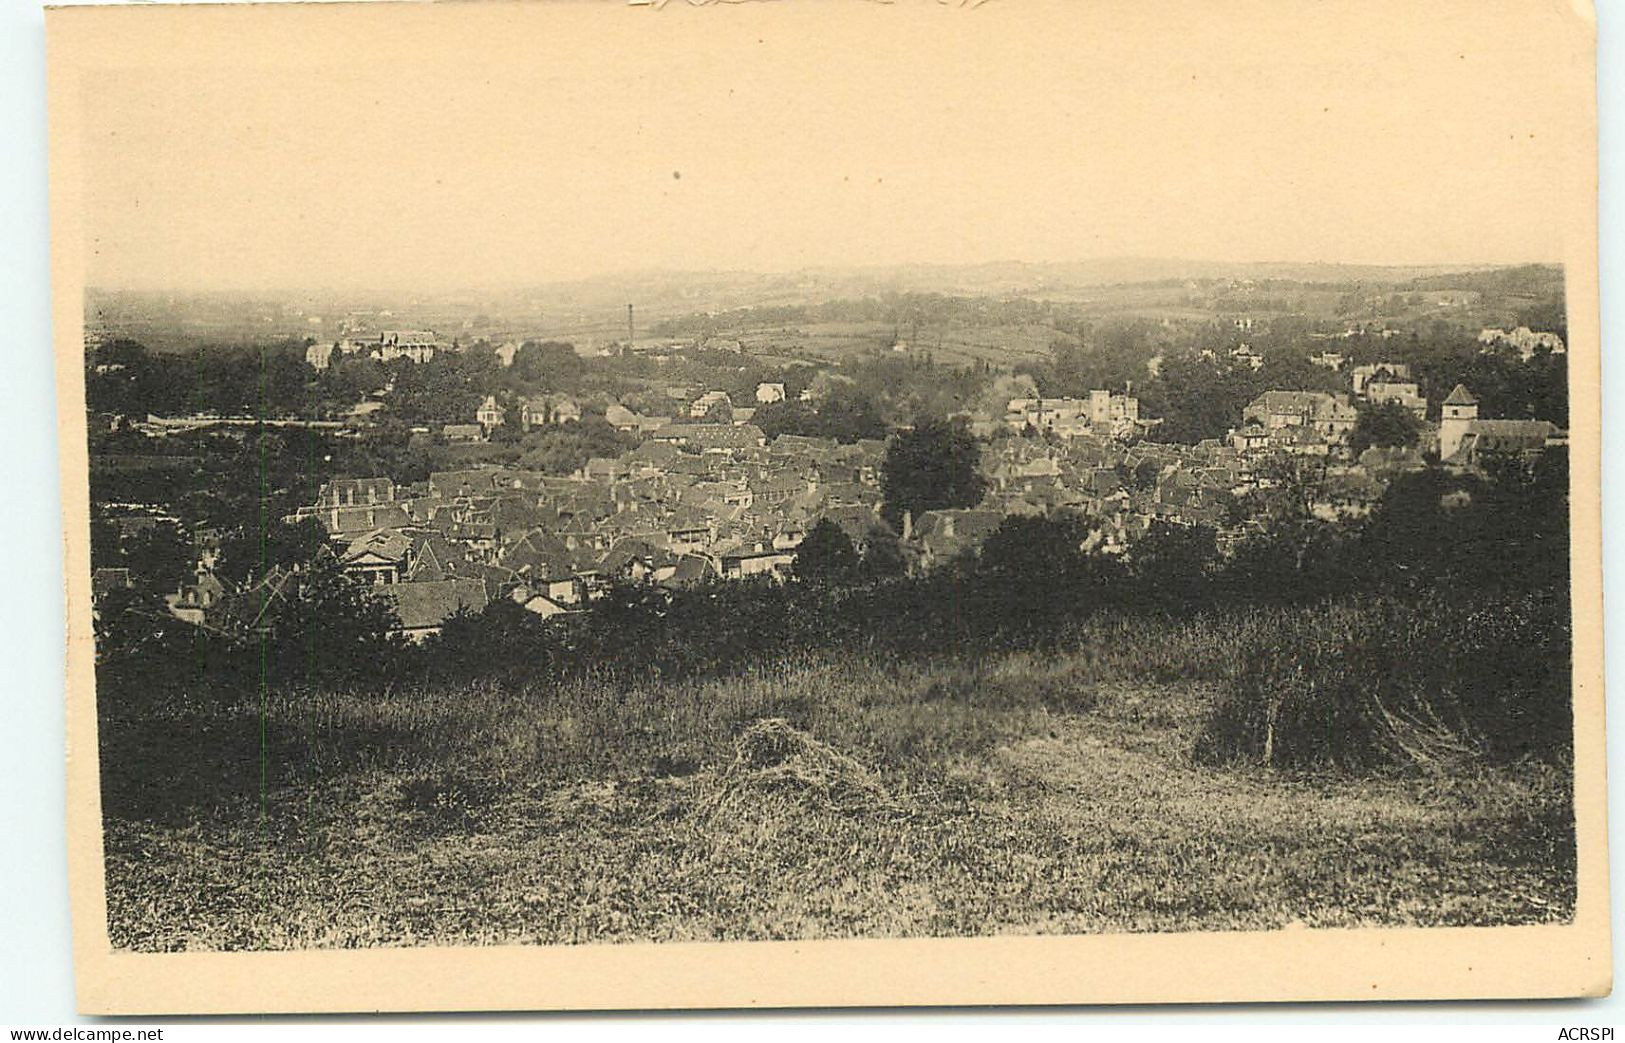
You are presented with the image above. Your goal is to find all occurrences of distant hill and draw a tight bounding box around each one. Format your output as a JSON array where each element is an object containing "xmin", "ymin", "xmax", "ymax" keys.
[
  {"xmin": 526, "ymin": 259, "xmax": 1549, "ymax": 314},
  {"xmin": 1405, "ymin": 263, "xmax": 1563, "ymax": 297},
  {"xmin": 87, "ymin": 259, "xmax": 1563, "ymax": 354}
]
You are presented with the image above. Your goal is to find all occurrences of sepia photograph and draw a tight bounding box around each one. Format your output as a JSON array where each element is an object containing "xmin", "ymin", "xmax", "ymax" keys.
[{"xmin": 47, "ymin": 0, "xmax": 1607, "ymax": 1014}]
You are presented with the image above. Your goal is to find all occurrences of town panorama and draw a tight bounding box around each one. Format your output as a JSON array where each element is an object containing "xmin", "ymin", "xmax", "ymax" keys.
[{"xmin": 84, "ymin": 261, "xmax": 1575, "ymax": 949}]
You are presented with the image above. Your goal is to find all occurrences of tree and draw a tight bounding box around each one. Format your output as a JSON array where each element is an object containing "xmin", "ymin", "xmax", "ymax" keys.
[
  {"xmin": 421, "ymin": 598, "xmax": 558, "ymax": 686},
  {"xmin": 86, "ymin": 339, "xmax": 172, "ymax": 418},
  {"xmin": 1046, "ymin": 322, "xmax": 1152, "ymax": 398},
  {"xmin": 385, "ymin": 352, "xmax": 494, "ymax": 426},
  {"xmin": 1219, "ymin": 454, "xmax": 1347, "ymax": 597},
  {"xmin": 317, "ymin": 354, "xmax": 387, "ymax": 416},
  {"xmin": 752, "ymin": 387, "xmax": 887, "ymax": 443},
  {"xmin": 491, "ymin": 396, "xmax": 525, "ymax": 446},
  {"xmin": 92, "ymin": 586, "xmax": 202, "ymax": 697},
  {"xmin": 791, "ymin": 519, "xmax": 859, "ymax": 583},
  {"xmin": 1128, "ymin": 521, "xmax": 1218, "ymax": 607},
  {"xmin": 512, "ymin": 341, "xmax": 584, "ymax": 390},
  {"xmin": 1352, "ymin": 446, "xmax": 1569, "ymax": 595},
  {"xmin": 880, "ymin": 417, "xmax": 986, "ymax": 530},
  {"xmin": 754, "ymin": 399, "xmax": 819, "ymax": 441},
  {"xmin": 1516, "ymin": 293, "xmax": 1567, "ymax": 345},
  {"xmin": 976, "ymin": 513, "xmax": 1090, "ymax": 583},
  {"xmin": 120, "ymin": 521, "xmax": 195, "ymax": 597},
  {"xmin": 517, "ymin": 416, "xmax": 635, "ymax": 475},
  {"xmin": 1349, "ymin": 400, "xmax": 1422, "ymax": 454},
  {"xmin": 962, "ymin": 513, "xmax": 1124, "ymax": 637},
  {"xmin": 90, "ymin": 514, "xmax": 121, "ymax": 568},
  {"xmin": 858, "ymin": 534, "xmax": 906, "ymax": 579},
  {"xmin": 262, "ymin": 556, "xmax": 402, "ymax": 686},
  {"xmin": 815, "ymin": 385, "xmax": 888, "ymax": 443},
  {"xmin": 215, "ymin": 516, "xmax": 330, "ymax": 586},
  {"xmin": 1142, "ymin": 350, "xmax": 1261, "ymax": 444}
]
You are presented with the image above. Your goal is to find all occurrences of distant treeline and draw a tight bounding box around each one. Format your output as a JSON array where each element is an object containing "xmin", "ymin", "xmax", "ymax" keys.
[
  {"xmin": 645, "ymin": 265, "xmax": 1563, "ymax": 338},
  {"xmin": 648, "ymin": 292, "xmax": 1069, "ymax": 340}
]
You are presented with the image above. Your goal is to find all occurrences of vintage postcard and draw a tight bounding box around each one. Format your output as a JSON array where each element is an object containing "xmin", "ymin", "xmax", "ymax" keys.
[{"xmin": 48, "ymin": 0, "xmax": 1607, "ymax": 1015}]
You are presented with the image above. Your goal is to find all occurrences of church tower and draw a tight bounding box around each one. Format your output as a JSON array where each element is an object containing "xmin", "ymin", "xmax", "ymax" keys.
[{"xmin": 1439, "ymin": 383, "xmax": 1479, "ymax": 461}]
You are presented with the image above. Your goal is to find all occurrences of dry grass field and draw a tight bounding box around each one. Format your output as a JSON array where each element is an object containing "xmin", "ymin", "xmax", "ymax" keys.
[{"xmin": 100, "ymin": 607, "xmax": 1574, "ymax": 951}]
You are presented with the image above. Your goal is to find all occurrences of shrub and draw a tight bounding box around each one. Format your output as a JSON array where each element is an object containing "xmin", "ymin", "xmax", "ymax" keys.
[
  {"xmin": 1195, "ymin": 589, "xmax": 1571, "ymax": 773},
  {"xmin": 791, "ymin": 519, "xmax": 860, "ymax": 584}
]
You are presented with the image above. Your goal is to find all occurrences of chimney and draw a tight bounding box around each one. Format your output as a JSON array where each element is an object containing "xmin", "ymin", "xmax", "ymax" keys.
[{"xmin": 902, "ymin": 509, "xmax": 914, "ymax": 541}]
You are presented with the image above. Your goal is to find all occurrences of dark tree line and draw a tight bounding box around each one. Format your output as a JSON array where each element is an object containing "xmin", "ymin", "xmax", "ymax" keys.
[{"xmin": 88, "ymin": 339, "xmax": 318, "ymax": 420}]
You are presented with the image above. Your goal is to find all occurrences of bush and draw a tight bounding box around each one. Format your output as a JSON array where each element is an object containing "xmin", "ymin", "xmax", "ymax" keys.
[{"xmin": 791, "ymin": 519, "xmax": 860, "ymax": 584}]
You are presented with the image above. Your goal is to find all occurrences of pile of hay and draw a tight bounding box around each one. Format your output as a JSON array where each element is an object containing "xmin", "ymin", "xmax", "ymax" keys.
[{"xmin": 709, "ymin": 717, "xmax": 905, "ymax": 818}]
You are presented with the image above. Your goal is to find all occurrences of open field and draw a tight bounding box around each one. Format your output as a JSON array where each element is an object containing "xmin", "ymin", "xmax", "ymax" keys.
[
  {"xmin": 680, "ymin": 320, "xmax": 1071, "ymax": 369},
  {"xmin": 100, "ymin": 607, "xmax": 1574, "ymax": 951}
]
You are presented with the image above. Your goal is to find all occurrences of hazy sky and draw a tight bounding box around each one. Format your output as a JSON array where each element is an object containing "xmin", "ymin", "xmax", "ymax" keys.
[{"xmin": 63, "ymin": 0, "xmax": 1593, "ymax": 292}]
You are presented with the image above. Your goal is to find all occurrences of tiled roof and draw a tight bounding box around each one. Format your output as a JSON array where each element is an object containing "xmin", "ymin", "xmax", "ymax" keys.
[
  {"xmin": 1248, "ymin": 390, "xmax": 1334, "ymax": 414},
  {"xmin": 375, "ymin": 578, "xmax": 488, "ymax": 632},
  {"xmin": 341, "ymin": 527, "xmax": 413, "ymax": 564},
  {"xmin": 653, "ymin": 423, "xmax": 766, "ymax": 449},
  {"xmin": 600, "ymin": 538, "xmax": 677, "ymax": 574},
  {"xmin": 662, "ymin": 554, "xmax": 718, "ymax": 588}
]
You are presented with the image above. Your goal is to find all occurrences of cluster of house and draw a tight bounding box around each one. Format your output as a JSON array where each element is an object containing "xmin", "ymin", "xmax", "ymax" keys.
[
  {"xmin": 184, "ymin": 428, "xmax": 890, "ymax": 640},
  {"xmin": 1225, "ymin": 369, "xmax": 1563, "ymax": 471},
  {"xmin": 109, "ymin": 337, "xmax": 1569, "ymax": 644},
  {"xmin": 453, "ymin": 382, "xmax": 792, "ymax": 443},
  {"xmin": 999, "ymin": 389, "xmax": 1150, "ymax": 440},
  {"xmin": 1227, "ymin": 361, "xmax": 1427, "ymax": 458},
  {"xmin": 473, "ymin": 393, "xmax": 584, "ymax": 433},
  {"xmin": 306, "ymin": 330, "xmax": 439, "ymax": 370},
  {"xmin": 910, "ymin": 409, "xmax": 1450, "ymax": 568},
  {"xmin": 1477, "ymin": 326, "xmax": 1566, "ymax": 362},
  {"xmin": 936, "ymin": 386, "xmax": 1152, "ymax": 442},
  {"xmin": 1199, "ymin": 343, "xmax": 1266, "ymax": 370},
  {"xmin": 925, "ymin": 436, "xmax": 1247, "ymax": 565},
  {"xmin": 147, "ymin": 420, "xmax": 1280, "ymax": 641},
  {"xmin": 1228, "ymin": 390, "xmax": 1360, "ymax": 457},
  {"xmin": 1350, "ymin": 362, "xmax": 1427, "ymax": 417}
]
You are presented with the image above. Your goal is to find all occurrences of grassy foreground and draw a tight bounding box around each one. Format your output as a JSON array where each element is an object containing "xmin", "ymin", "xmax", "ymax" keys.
[{"xmin": 100, "ymin": 607, "xmax": 1575, "ymax": 950}]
